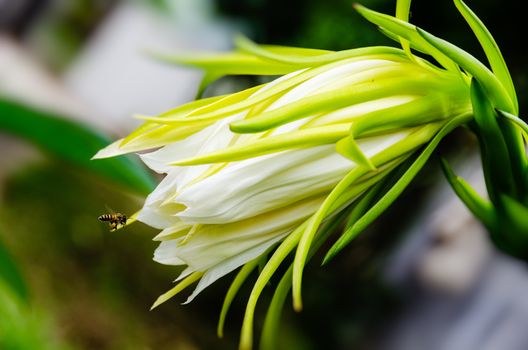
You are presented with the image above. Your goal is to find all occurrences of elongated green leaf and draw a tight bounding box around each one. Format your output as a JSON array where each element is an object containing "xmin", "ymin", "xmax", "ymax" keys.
[
  {"xmin": 260, "ymin": 207, "xmax": 350, "ymax": 350},
  {"xmin": 377, "ymin": 27, "xmax": 434, "ymax": 61},
  {"xmin": 354, "ymin": 4, "xmax": 460, "ymax": 73},
  {"xmin": 150, "ymin": 272, "xmax": 203, "ymax": 310},
  {"xmin": 239, "ymin": 222, "xmax": 307, "ymax": 350},
  {"xmin": 470, "ymin": 79, "xmax": 517, "ymax": 201},
  {"xmin": 453, "ymin": 0, "xmax": 518, "ymax": 114},
  {"xmin": 499, "ymin": 195, "xmax": 528, "ymax": 233},
  {"xmin": 151, "ymin": 44, "xmax": 332, "ymax": 94},
  {"xmin": 498, "ymin": 109, "xmax": 528, "ymax": 137},
  {"xmin": 0, "ymin": 236, "xmax": 28, "ymax": 302},
  {"xmin": 349, "ymin": 93, "xmax": 470, "ymax": 137},
  {"xmin": 0, "ymin": 99, "xmax": 156, "ymax": 195},
  {"xmin": 395, "ymin": 0, "xmax": 413, "ymax": 58},
  {"xmin": 259, "ymin": 45, "xmax": 333, "ymax": 57},
  {"xmin": 497, "ymin": 112, "xmax": 528, "ymax": 189},
  {"xmin": 150, "ymin": 50, "xmax": 302, "ymax": 76},
  {"xmin": 323, "ymin": 113, "xmax": 471, "ymax": 264},
  {"xmin": 139, "ymin": 85, "xmax": 262, "ymax": 125},
  {"xmin": 497, "ymin": 118, "xmax": 528, "ymax": 194},
  {"xmin": 343, "ymin": 156, "xmax": 415, "ymax": 231},
  {"xmin": 260, "ymin": 265, "xmax": 293, "ymax": 350},
  {"xmin": 172, "ymin": 124, "xmax": 350, "ymax": 166},
  {"xmin": 440, "ymin": 157, "xmax": 496, "ymax": 229},
  {"xmin": 416, "ymin": 28, "xmax": 513, "ymax": 113},
  {"xmin": 292, "ymin": 167, "xmax": 368, "ymax": 311},
  {"xmin": 217, "ymin": 258, "xmax": 261, "ymax": 338},
  {"xmin": 241, "ymin": 165, "xmax": 400, "ymax": 350},
  {"xmin": 291, "ymin": 124, "xmax": 445, "ymax": 311},
  {"xmin": 235, "ymin": 34, "xmax": 407, "ymax": 65},
  {"xmin": 336, "ymin": 135, "xmax": 376, "ymax": 170},
  {"xmin": 231, "ymin": 74, "xmax": 438, "ymax": 133}
]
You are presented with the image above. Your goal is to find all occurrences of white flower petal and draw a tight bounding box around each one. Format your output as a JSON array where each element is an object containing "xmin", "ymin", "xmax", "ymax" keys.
[
  {"xmin": 175, "ymin": 128, "xmax": 410, "ymax": 224},
  {"xmin": 154, "ymin": 244, "xmax": 187, "ymax": 265},
  {"xmin": 139, "ymin": 114, "xmax": 241, "ymax": 174},
  {"xmin": 182, "ymin": 232, "xmax": 287, "ymax": 303},
  {"xmin": 176, "ymin": 145, "xmax": 352, "ymax": 224},
  {"xmin": 267, "ymin": 59, "xmax": 395, "ymax": 111},
  {"xmin": 154, "ymin": 195, "xmax": 322, "ymax": 271}
]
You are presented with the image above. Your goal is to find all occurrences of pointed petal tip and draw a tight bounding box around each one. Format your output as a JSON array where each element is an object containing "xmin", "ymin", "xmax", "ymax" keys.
[
  {"xmin": 321, "ymin": 246, "xmax": 340, "ymax": 265},
  {"xmin": 150, "ymin": 298, "xmax": 163, "ymax": 310},
  {"xmin": 91, "ymin": 148, "xmax": 113, "ymax": 160},
  {"xmin": 91, "ymin": 139, "xmax": 128, "ymax": 159}
]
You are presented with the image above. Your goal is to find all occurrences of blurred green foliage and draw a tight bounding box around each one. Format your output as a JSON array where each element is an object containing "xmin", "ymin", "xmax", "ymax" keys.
[
  {"xmin": 0, "ymin": 99, "xmax": 156, "ymax": 196},
  {"xmin": 0, "ymin": 278, "xmax": 72, "ymax": 350},
  {"xmin": 0, "ymin": 235, "xmax": 28, "ymax": 302}
]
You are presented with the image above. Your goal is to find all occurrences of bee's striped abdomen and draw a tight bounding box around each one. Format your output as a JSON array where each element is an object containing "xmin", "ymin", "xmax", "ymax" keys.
[{"xmin": 98, "ymin": 214, "xmax": 114, "ymax": 221}]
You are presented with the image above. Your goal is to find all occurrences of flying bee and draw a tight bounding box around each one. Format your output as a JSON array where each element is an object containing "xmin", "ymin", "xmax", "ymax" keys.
[{"xmin": 98, "ymin": 210, "xmax": 127, "ymax": 231}]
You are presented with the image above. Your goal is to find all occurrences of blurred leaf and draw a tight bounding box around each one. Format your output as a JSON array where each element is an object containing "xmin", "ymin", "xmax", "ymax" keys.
[
  {"xmin": 440, "ymin": 157, "xmax": 496, "ymax": 229},
  {"xmin": 0, "ymin": 279, "xmax": 72, "ymax": 350},
  {"xmin": 499, "ymin": 194, "xmax": 528, "ymax": 233},
  {"xmin": 0, "ymin": 236, "xmax": 28, "ymax": 302},
  {"xmin": 323, "ymin": 113, "xmax": 471, "ymax": 264},
  {"xmin": 0, "ymin": 99, "xmax": 156, "ymax": 195}
]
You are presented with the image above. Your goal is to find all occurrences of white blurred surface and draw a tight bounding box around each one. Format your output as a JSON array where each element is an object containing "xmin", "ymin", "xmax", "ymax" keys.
[
  {"xmin": 64, "ymin": 0, "xmax": 234, "ymax": 130},
  {"xmin": 381, "ymin": 153, "xmax": 528, "ymax": 350},
  {"xmin": 0, "ymin": 37, "xmax": 92, "ymax": 125}
]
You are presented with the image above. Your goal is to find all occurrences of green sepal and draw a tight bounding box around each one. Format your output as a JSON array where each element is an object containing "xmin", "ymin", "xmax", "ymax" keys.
[
  {"xmin": 235, "ymin": 34, "xmax": 408, "ymax": 65},
  {"xmin": 440, "ymin": 157, "xmax": 496, "ymax": 229},
  {"xmin": 260, "ymin": 208, "xmax": 350, "ymax": 350},
  {"xmin": 453, "ymin": 0, "xmax": 518, "ymax": 113},
  {"xmin": 349, "ymin": 92, "xmax": 469, "ymax": 137},
  {"xmin": 336, "ymin": 134, "xmax": 376, "ymax": 170},
  {"xmin": 149, "ymin": 50, "xmax": 302, "ymax": 77},
  {"xmin": 496, "ymin": 109, "xmax": 528, "ymax": 196},
  {"xmin": 470, "ymin": 78, "xmax": 517, "ymax": 202},
  {"xmin": 138, "ymin": 85, "xmax": 262, "ymax": 125},
  {"xmin": 342, "ymin": 157, "xmax": 415, "ymax": 233},
  {"xmin": 354, "ymin": 4, "xmax": 460, "ymax": 73},
  {"xmin": 239, "ymin": 222, "xmax": 307, "ymax": 350},
  {"xmin": 416, "ymin": 28, "xmax": 513, "ymax": 113},
  {"xmin": 260, "ymin": 266, "xmax": 293, "ymax": 350},
  {"xmin": 231, "ymin": 75, "xmax": 440, "ymax": 134},
  {"xmin": 323, "ymin": 114, "xmax": 469, "ymax": 264},
  {"xmin": 171, "ymin": 124, "xmax": 349, "ymax": 166},
  {"xmin": 395, "ymin": 0, "xmax": 413, "ymax": 59},
  {"xmin": 498, "ymin": 195, "xmax": 528, "ymax": 234},
  {"xmin": 494, "ymin": 195, "xmax": 528, "ymax": 259},
  {"xmin": 217, "ymin": 257, "xmax": 261, "ymax": 338},
  {"xmin": 498, "ymin": 109, "xmax": 528, "ymax": 137},
  {"xmin": 150, "ymin": 272, "xmax": 203, "ymax": 310}
]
